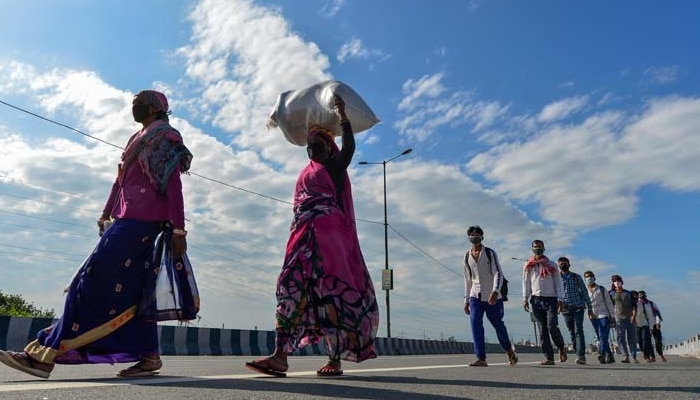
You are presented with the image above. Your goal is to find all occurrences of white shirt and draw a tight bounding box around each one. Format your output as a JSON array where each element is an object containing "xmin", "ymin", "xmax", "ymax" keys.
[
  {"xmin": 587, "ymin": 284, "xmax": 615, "ymax": 318},
  {"xmin": 463, "ymin": 247, "xmax": 505, "ymax": 302},
  {"xmin": 522, "ymin": 258, "xmax": 563, "ymax": 301}
]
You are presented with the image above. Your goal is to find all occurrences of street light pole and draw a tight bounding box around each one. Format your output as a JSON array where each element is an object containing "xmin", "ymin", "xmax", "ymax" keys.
[{"xmin": 359, "ymin": 148, "xmax": 412, "ymax": 338}]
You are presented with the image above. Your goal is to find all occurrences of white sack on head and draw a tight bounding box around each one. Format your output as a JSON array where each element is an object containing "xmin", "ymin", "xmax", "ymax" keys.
[{"xmin": 267, "ymin": 80, "xmax": 381, "ymax": 146}]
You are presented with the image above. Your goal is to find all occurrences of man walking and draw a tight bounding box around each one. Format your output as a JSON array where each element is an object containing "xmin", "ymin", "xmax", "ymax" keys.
[
  {"xmin": 583, "ymin": 270, "xmax": 615, "ymax": 364},
  {"xmin": 558, "ymin": 257, "xmax": 594, "ymax": 365},
  {"xmin": 463, "ymin": 226, "xmax": 518, "ymax": 367},
  {"xmin": 610, "ymin": 275, "xmax": 638, "ymax": 363},
  {"xmin": 522, "ymin": 240, "xmax": 567, "ymax": 365}
]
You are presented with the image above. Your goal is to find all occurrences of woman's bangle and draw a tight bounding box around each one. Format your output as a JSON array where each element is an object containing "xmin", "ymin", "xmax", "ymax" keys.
[{"xmin": 173, "ymin": 228, "xmax": 187, "ymax": 237}]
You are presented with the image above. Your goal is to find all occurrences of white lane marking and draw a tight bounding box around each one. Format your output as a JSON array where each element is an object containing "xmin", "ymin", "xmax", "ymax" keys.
[{"xmin": 0, "ymin": 361, "xmax": 537, "ymax": 392}]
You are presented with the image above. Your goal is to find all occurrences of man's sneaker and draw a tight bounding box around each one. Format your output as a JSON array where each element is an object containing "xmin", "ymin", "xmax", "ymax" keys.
[
  {"xmin": 597, "ymin": 354, "xmax": 606, "ymax": 364},
  {"xmin": 575, "ymin": 358, "xmax": 586, "ymax": 365},
  {"xmin": 621, "ymin": 356, "xmax": 630, "ymax": 363},
  {"xmin": 606, "ymin": 355, "xmax": 616, "ymax": 364}
]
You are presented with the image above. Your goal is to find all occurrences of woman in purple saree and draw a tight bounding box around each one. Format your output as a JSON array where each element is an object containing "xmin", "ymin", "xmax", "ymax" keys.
[
  {"xmin": 246, "ymin": 95, "xmax": 379, "ymax": 377},
  {"xmin": 0, "ymin": 90, "xmax": 195, "ymax": 379}
]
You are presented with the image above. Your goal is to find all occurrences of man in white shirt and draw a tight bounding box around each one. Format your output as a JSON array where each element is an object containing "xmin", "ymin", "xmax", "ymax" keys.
[
  {"xmin": 522, "ymin": 240, "xmax": 567, "ymax": 365},
  {"xmin": 463, "ymin": 226, "xmax": 518, "ymax": 367}
]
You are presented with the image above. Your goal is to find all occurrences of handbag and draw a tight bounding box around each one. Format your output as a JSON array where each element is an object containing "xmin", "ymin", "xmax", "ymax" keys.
[{"xmin": 138, "ymin": 229, "xmax": 200, "ymax": 322}]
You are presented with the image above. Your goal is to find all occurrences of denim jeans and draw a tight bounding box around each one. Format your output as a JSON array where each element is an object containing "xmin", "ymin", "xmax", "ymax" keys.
[
  {"xmin": 468, "ymin": 296, "xmax": 513, "ymax": 360},
  {"xmin": 562, "ymin": 306, "xmax": 586, "ymax": 358},
  {"xmin": 591, "ymin": 317, "xmax": 613, "ymax": 357},
  {"xmin": 531, "ymin": 296, "xmax": 566, "ymax": 361}
]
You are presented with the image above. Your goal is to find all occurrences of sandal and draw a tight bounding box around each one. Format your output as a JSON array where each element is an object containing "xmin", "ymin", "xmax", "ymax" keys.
[
  {"xmin": 316, "ymin": 359, "xmax": 343, "ymax": 377},
  {"xmin": 0, "ymin": 350, "xmax": 53, "ymax": 379},
  {"xmin": 507, "ymin": 350, "xmax": 518, "ymax": 366},
  {"xmin": 245, "ymin": 356, "xmax": 288, "ymax": 377},
  {"xmin": 116, "ymin": 357, "xmax": 162, "ymax": 378},
  {"xmin": 468, "ymin": 359, "xmax": 488, "ymax": 367}
]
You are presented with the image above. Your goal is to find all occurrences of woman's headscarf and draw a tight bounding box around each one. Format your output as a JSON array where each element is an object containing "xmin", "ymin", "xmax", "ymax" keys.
[
  {"xmin": 308, "ymin": 125, "xmax": 339, "ymax": 156},
  {"xmin": 135, "ymin": 90, "xmax": 170, "ymax": 121}
]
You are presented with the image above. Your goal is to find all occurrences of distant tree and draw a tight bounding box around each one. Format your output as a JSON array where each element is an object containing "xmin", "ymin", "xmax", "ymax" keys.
[{"xmin": 0, "ymin": 291, "xmax": 55, "ymax": 319}]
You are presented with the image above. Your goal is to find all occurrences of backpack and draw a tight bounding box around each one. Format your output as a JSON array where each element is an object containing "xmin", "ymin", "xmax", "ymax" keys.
[{"xmin": 464, "ymin": 247, "xmax": 509, "ymax": 301}]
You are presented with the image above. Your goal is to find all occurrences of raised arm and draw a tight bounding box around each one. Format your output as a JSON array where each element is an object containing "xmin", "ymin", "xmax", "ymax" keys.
[{"xmin": 333, "ymin": 95, "xmax": 355, "ymax": 169}]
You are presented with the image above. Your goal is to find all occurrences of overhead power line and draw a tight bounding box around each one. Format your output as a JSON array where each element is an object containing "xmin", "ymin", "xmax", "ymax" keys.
[{"xmin": 0, "ymin": 98, "xmax": 451, "ymax": 278}]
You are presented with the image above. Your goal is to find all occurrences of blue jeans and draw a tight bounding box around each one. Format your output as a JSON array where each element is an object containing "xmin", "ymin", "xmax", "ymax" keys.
[
  {"xmin": 615, "ymin": 318, "xmax": 637, "ymax": 358},
  {"xmin": 468, "ymin": 297, "xmax": 513, "ymax": 360},
  {"xmin": 591, "ymin": 317, "xmax": 613, "ymax": 357},
  {"xmin": 562, "ymin": 306, "xmax": 586, "ymax": 359},
  {"xmin": 530, "ymin": 296, "xmax": 566, "ymax": 361}
]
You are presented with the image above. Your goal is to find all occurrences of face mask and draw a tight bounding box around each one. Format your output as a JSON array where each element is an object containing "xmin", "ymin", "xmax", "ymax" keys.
[
  {"xmin": 585, "ymin": 277, "xmax": 595, "ymax": 285},
  {"xmin": 613, "ymin": 281, "xmax": 622, "ymax": 288},
  {"xmin": 468, "ymin": 236, "xmax": 482, "ymax": 245},
  {"xmin": 132, "ymin": 104, "xmax": 151, "ymax": 122},
  {"xmin": 559, "ymin": 264, "xmax": 570, "ymax": 272},
  {"xmin": 532, "ymin": 248, "xmax": 544, "ymax": 256}
]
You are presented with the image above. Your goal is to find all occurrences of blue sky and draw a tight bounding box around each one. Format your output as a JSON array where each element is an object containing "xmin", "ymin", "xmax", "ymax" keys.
[{"xmin": 0, "ymin": 0, "xmax": 698, "ymax": 345}]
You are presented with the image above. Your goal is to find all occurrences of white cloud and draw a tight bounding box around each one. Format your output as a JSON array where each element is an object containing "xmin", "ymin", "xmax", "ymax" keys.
[
  {"xmin": 319, "ymin": 0, "xmax": 345, "ymax": 17},
  {"xmin": 469, "ymin": 96, "xmax": 700, "ymax": 228},
  {"xmin": 537, "ymin": 95, "xmax": 589, "ymax": 123},
  {"xmin": 643, "ymin": 65, "xmax": 680, "ymax": 85},
  {"xmin": 394, "ymin": 73, "xmax": 508, "ymax": 142},
  {"xmin": 337, "ymin": 37, "xmax": 390, "ymax": 64}
]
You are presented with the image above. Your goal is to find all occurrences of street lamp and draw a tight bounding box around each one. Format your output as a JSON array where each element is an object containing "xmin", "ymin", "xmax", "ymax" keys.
[{"xmin": 358, "ymin": 148, "xmax": 412, "ymax": 338}]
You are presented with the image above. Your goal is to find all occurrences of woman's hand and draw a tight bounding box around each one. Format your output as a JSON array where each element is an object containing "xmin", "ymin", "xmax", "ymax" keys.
[
  {"xmin": 172, "ymin": 236, "xmax": 187, "ymax": 259},
  {"xmin": 333, "ymin": 95, "xmax": 348, "ymax": 122}
]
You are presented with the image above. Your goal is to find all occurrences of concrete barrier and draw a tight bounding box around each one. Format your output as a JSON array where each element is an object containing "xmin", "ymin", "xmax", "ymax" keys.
[
  {"xmin": 665, "ymin": 334, "xmax": 700, "ymax": 358},
  {"xmin": 0, "ymin": 316, "xmax": 539, "ymax": 356}
]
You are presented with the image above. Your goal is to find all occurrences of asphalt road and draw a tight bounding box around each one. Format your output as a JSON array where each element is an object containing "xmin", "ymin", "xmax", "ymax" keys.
[{"xmin": 1, "ymin": 354, "xmax": 698, "ymax": 400}]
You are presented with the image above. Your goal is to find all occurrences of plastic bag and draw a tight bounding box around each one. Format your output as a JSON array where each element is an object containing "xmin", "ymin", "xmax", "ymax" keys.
[
  {"xmin": 138, "ymin": 231, "xmax": 200, "ymax": 322},
  {"xmin": 267, "ymin": 80, "xmax": 381, "ymax": 146}
]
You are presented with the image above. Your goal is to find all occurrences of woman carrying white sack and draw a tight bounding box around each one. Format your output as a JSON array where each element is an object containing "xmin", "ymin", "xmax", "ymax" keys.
[{"xmin": 245, "ymin": 82, "xmax": 380, "ymax": 377}]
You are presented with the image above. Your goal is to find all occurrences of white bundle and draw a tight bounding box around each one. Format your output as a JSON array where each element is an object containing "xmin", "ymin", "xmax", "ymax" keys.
[{"xmin": 267, "ymin": 80, "xmax": 381, "ymax": 146}]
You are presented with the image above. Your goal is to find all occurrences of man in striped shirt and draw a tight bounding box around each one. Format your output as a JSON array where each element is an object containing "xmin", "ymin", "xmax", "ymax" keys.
[{"xmin": 558, "ymin": 257, "xmax": 594, "ymax": 365}]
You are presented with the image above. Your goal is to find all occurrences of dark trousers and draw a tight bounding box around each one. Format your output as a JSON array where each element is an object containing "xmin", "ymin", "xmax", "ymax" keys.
[
  {"xmin": 637, "ymin": 326, "xmax": 654, "ymax": 360},
  {"xmin": 562, "ymin": 307, "xmax": 586, "ymax": 359},
  {"xmin": 651, "ymin": 325, "xmax": 664, "ymax": 356},
  {"xmin": 531, "ymin": 296, "xmax": 566, "ymax": 361}
]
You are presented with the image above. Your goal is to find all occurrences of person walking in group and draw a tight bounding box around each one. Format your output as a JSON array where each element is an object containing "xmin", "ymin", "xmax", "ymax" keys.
[
  {"xmin": 635, "ymin": 290, "xmax": 658, "ymax": 362},
  {"xmin": 522, "ymin": 240, "xmax": 567, "ymax": 365},
  {"xmin": 558, "ymin": 257, "xmax": 594, "ymax": 365},
  {"xmin": 245, "ymin": 95, "xmax": 379, "ymax": 377},
  {"xmin": 463, "ymin": 225, "xmax": 518, "ymax": 367},
  {"xmin": 583, "ymin": 270, "xmax": 616, "ymax": 364},
  {"xmin": 0, "ymin": 90, "xmax": 194, "ymax": 379},
  {"xmin": 647, "ymin": 294, "xmax": 668, "ymax": 362},
  {"xmin": 610, "ymin": 275, "xmax": 638, "ymax": 363}
]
